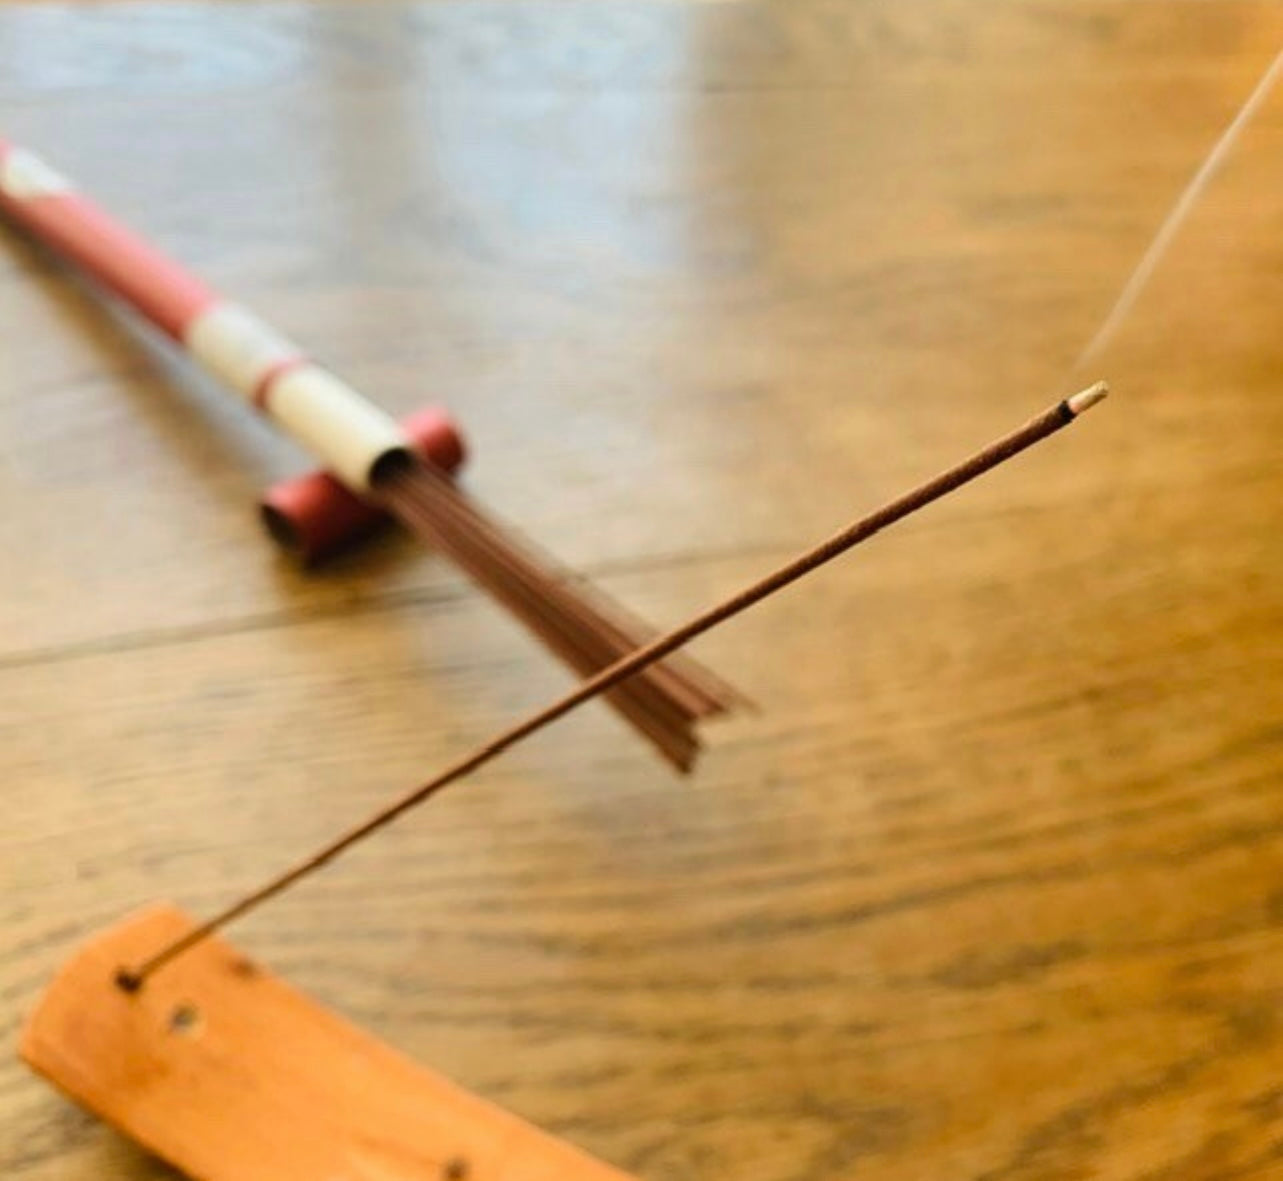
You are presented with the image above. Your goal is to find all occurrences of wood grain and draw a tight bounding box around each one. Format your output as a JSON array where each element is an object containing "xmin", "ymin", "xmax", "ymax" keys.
[{"xmin": 3, "ymin": 2, "xmax": 1283, "ymax": 1179}]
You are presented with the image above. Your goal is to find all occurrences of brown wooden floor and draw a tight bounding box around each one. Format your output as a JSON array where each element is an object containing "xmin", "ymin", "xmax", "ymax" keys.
[{"xmin": 4, "ymin": 2, "xmax": 1283, "ymax": 1178}]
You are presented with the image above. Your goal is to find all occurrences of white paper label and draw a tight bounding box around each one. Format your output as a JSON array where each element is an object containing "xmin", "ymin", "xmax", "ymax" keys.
[
  {"xmin": 0, "ymin": 148, "xmax": 73, "ymax": 200},
  {"xmin": 185, "ymin": 302, "xmax": 301, "ymax": 401},
  {"xmin": 267, "ymin": 365, "xmax": 408, "ymax": 491}
]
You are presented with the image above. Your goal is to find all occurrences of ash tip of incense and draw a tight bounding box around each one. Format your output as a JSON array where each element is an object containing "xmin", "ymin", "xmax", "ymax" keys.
[{"xmin": 1067, "ymin": 381, "xmax": 1109, "ymax": 417}]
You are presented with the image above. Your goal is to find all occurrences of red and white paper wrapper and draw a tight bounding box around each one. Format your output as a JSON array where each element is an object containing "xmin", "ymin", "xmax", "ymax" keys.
[
  {"xmin": 0, "ymin": 140, "xmax": 465, "ymax": 556},
  {"xmin": 262, "ymin": 407, "xmax": 465, "ymax": 563}
]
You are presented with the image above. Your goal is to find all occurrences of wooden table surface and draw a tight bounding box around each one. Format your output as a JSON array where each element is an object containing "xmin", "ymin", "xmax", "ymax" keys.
[{"xmin": 4, "ymin": 2, "xmax": 1283, "ymax": 1178}]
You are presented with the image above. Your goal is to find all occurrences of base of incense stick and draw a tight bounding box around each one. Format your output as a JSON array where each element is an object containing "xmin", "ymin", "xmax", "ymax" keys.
[{"xmin": 22, "ymin": 906, "xmax": 635, "ymax": 1181}]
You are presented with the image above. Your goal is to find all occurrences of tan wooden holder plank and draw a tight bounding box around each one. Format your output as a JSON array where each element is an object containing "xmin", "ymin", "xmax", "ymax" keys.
[{"xmin": 21, "ymin": 904, "xmax": 636, "ymax": 1181}]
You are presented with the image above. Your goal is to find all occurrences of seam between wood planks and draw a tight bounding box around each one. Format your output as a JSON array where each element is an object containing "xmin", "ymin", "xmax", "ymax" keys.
[{"xmin": 0, "ymin": 541, "xmax": 787, "ymax": 674}]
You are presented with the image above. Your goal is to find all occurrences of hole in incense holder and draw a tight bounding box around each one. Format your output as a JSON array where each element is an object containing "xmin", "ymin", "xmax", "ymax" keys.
[{"xmin": 169, "ymin": 1003, "xmax": 201, "ymax": 1036}]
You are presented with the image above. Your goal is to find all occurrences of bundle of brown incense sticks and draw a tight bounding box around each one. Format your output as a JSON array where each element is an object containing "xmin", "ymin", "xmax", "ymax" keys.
[
  {"xmin": 0, "ymin": 139, "xmax": 739, "ymax": 770},
  {"xmin": 376, "ymin": 454, "xmax": 740, "ymax": 770}
]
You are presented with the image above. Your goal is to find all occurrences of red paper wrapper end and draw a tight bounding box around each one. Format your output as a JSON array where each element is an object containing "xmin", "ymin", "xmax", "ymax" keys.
[{"xmin": 260, "ymin": 407, "xmax": 466, "ymax": 564}]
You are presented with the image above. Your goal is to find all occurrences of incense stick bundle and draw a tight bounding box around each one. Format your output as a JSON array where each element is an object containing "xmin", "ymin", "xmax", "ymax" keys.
[{"xmin": 0, "ymin": 141, "xmax": 738, "ymax": 770}]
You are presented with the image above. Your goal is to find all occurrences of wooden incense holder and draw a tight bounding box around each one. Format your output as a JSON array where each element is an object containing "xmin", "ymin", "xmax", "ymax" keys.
[{"xmin": 21, "ymin": 905, "xmax": 636, "ymax": 1181}]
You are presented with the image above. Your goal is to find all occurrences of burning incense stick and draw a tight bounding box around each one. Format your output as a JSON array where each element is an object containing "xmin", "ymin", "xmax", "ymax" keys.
[
  {"xmin": 116, "ymin": 384, "xmax": 1108, "ymax": 990},
  {"xmin": 0, "ymin": 140, "xmax": 738, "ymax": 770}
]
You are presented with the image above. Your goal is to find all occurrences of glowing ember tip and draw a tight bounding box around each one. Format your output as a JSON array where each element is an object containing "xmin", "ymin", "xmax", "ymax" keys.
[{"xmin": 1067, "ymin": 382, "xmax": 1109, "ymax": 416}]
